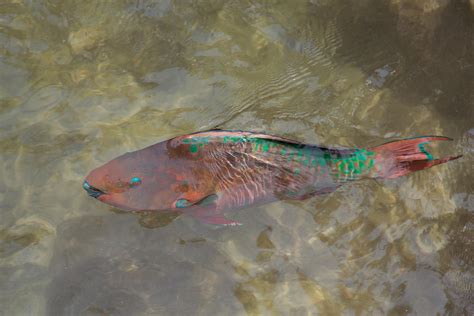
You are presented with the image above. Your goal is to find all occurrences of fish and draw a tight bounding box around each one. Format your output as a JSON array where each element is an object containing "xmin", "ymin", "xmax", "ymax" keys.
[{"xmin": 83, "ymin": 130, "xmax": 461, "ymax": 226}]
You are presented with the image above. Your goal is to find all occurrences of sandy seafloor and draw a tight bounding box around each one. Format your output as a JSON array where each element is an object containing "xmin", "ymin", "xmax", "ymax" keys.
[{"xmin": 0, "ymin": 1, "xmax": 473, "ymax": 315}]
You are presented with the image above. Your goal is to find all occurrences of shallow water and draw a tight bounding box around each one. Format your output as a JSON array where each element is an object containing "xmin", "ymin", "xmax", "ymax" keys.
[{"xmin": 1, "ymin": 0, "xmax": 473, "ymax": 315}]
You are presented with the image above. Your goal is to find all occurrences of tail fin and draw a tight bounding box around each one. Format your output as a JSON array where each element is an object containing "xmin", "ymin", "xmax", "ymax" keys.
[{"xmin": 370, "ymin": 136, "xmax": 461, "ymax": 179}]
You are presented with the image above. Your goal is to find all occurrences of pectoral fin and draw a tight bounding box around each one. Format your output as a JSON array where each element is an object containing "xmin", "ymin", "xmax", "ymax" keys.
[
  {"xmin": 176, "ymin": 194, "xmax": 242, "ymax": 227},
  {"xmin": 174, "ymin": 194, "xmax": 218, "ymax": 209},
  {"xmin": 195, "ymin": 194, "xmax": 218, "ymax": 206}
]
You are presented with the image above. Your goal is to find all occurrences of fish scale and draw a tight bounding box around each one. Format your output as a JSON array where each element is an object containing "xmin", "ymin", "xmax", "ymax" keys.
[
  {"xmin": 84, "ymin": 130, "xmax": 460, "ymax": 226},
  {"xmin": 180, "ymin": 131, "xmax": 377, "ymax": 184}
]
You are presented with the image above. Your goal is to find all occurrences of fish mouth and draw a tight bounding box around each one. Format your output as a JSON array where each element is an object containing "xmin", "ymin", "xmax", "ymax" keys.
[{"xmin": 83, "ymin": 180, "xmax": 106, "ymax": 198}]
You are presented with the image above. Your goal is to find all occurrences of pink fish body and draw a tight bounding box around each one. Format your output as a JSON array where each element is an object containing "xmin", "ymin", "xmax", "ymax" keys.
[{"xmin": 83, "ymin": 130, "xmax": 460, "ymax": 226}]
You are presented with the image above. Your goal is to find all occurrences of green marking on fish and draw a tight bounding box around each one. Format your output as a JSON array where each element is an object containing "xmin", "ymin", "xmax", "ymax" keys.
[
  {"xmin": 262, "ymin": 142, "xmax": 269, "ymax": 152},
  {"xmin": 190, "ymin": 144, "xmax": 198, "ymax": 153},
  {"xmin": 348, "ymin": 161, "xmax": 354, "ymax": 171},
  {"xmin": 340, "ymin": 161, "xmax": 350, "ymax": 175},
  {"xmin": 287, "ymin": 152, "xmax": 294, "ymax": 161},
  {"xmin": 319, "ymin": 157, "xmax": 327, "ymax": 166},
  {"xmin": 358, "ymin": 152, "xmax": 367, "ymax": 161},
  {"xmin": 302, "ymin": 157, "xmax": 310, "ymax": 166},
  {"xmin": 326, "ymin": 150, "xmax": 376, "ymax": 179},
  {"xmin": 351, "ymin": 149, "xmax": 375, "ymax": 174},
  {"xmin": 294, "ymin": 168, "xmax": 300, "ymax": 175},
  {"xmin": 281, "ymin": 147, "xmax": 287, "ymax": 155},
  {"xmin": 368, "ymin": 158, "xmax": 374, "ymax": 169},
  {"xmin": 418, "ymin": 142, "xmax": 433, "ymax": 161},
  {"xmin": 337, "ymin": 161, "xmax": 344, "ymax": 172},
  {"xmin": 183, "ymin": 138, "xmax": 191, "ymax": 144}
]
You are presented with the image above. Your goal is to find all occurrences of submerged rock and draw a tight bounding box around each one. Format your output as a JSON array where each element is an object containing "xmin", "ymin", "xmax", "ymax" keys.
[
  {"xmin": 68, "ymin": 26, "xmax": 104, "ymax": 54},
  {"xmin": 390, "ymin": 0, "xmax": 450, "ymax": 13}
]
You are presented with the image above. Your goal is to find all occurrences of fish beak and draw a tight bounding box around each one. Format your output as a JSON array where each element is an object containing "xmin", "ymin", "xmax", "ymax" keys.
[{"xmin": 83, "ymin": 180, "xmax": 105, "ymax": 198}]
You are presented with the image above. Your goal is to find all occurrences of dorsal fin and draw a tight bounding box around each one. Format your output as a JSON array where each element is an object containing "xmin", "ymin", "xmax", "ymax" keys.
[{"xmin": 171, "ymin": 129, "xmax": 357, "ymax": 158}]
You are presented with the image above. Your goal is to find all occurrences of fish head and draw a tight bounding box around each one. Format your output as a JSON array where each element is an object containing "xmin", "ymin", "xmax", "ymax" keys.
[{"xmin": 83, "ymin": 147, "xmax": 186, "ymax": 211}]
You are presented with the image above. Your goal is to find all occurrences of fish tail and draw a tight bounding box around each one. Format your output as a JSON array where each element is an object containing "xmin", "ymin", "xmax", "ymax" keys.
[{"xmin": 370, "ymin": 136, "xmax": 461, "ymax": 179}]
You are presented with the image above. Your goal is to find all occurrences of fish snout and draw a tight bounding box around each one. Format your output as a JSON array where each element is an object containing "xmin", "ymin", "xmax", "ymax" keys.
[{"xmin": 83, "ymin": 180, "xmax": 105, "ymax": 198}]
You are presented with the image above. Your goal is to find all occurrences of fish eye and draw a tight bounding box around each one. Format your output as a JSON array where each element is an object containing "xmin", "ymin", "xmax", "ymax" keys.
[{"xmin": 129, "ymin": 177, "xmax": 142, "ymax": 187}]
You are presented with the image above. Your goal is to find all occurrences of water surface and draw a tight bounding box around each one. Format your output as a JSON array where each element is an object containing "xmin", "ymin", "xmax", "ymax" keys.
[{"xmin": 0, "ymin": 1, "xmax": 473, "ymax": 315}]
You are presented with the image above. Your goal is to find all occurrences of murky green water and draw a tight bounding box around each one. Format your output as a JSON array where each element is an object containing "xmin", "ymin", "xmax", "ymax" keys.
[{"xmin": 1, "ymin": 0, "xmax": 473, "ymax": 315}]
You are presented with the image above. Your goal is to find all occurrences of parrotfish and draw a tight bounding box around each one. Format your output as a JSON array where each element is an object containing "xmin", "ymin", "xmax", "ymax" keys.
[{"xmin": 83, "ymin": 130, "xmax": 461, "ymax": 226}]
